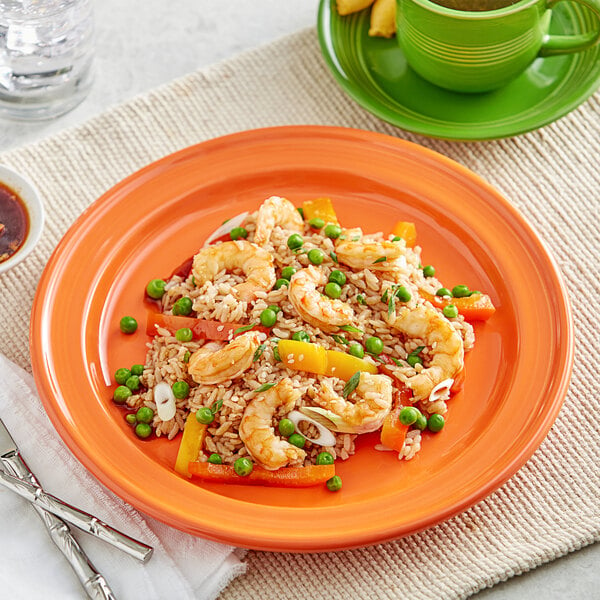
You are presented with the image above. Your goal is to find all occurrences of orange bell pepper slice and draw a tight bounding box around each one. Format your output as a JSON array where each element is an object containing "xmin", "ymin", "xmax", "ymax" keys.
[
  {"xmin": 420, "ymin": 290, "xmax": 496, "ymax": 322},
  {"xmin": 147, "ymin": 313, "xmax": 269, "ymax": 340},
  {"xmin": 188, "ymin": 462, "xmax": 335, "ymax": 487},
  {"xmin": 391, "ymin": 221, "xmax": 417, "ymax": 247},
  {"xmin": 379, "ymin": 386, "xmax": 412, "ymax": 452},
  {"xmin": 175, "ymin": 415, "xmax": 207, "ymax": 477},
  {"xmin": 302, "ymin": 197, "xmax": 339, "ymax": 225}
]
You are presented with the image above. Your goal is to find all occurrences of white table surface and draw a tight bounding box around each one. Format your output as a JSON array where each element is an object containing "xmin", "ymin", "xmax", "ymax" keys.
[{"xmin": 0, "ymin": 1, "xmax": 598, "ymax": 598}]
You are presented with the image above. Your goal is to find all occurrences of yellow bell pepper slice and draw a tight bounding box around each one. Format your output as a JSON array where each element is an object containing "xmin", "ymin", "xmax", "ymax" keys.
[
  {"xmin": 324, "ymin": 350, "xmax": 378, "ymax": 380},
  {"xmin": 391, "ymin": 221, "xmax": 417, "ymax": 247},
  {"xmin": 278, "ymin": 339, "xmax": 327, "ymax": 375},
  {"xmin": 302, "ymin": 197, "xmax": 339, "ymax": 225},
  {"xmin": 279, "ymin": 340, "xmax": 378, "ymax": 380},
  {"xmin": 175, "ymin": 413, "xmax": 207, "ymax": 478}
]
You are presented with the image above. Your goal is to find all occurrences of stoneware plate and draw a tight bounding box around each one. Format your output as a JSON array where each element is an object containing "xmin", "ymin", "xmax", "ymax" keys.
[
  {"xmin": 318, "ymin": 0, "xmax": 600, "ymax": 140},
  {"xmin": 30, "ymin": 126, "xmax": 573, "ymax": 551}
]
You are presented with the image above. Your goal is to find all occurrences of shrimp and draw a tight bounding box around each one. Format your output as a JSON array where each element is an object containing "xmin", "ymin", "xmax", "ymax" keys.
[
  {"xmin": 313, "ymin": 372, "xmax": 393, "ymax": 434},
  {"xmin": 239, "ymin": 379, "xmax": 306, "ymax": 470},
  {"xmin": 336, "ymin": 238, "xmax": 407, "ymax": 272},
  {"xmin": 192, "ymin": 240, "xmax": 276, "ymax": 302},
  {"xmin": 288, "ymin": 265, "xmax": 354, "ymax": 332},
  {"xmin": 187, "ymin": 331, "xmax": 261, "ymax": 385},
  {"xmin": 253, "ymin": 195, "xmax": 304, "ymax": 246},
  {"xmin": 386, "ymin": 303, "xmax": 464, "ymax": 400}
]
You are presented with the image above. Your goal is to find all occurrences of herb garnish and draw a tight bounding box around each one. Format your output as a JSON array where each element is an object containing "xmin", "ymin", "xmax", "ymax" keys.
[
  {"xmin": 339, "ymin": 324, "xmax": 363, "ymax": 334},
  {"xmin": 332, "ymin": 334, "xmax": 349, "ymax": 345},
  {"xmin": 233, "ymin": 323, "xmax": 257, "ymax": 335},
  {"xmin": 373, "ymin": 256, "xmax": 387, "ymax": 264},
  {"xmin": 254, "ymin": 382, "xmax": 276, "ymax": 393},
  {"xmin": 342, "ymin": 372, "xmax": 361, "ymax": 399},
  {"xmin": 253, "ymin": 344, "xmax": 266, "ymax": 362},
  {"xmin": 329, "ymin": 250, "xmax": 338, "ymax": 264}
]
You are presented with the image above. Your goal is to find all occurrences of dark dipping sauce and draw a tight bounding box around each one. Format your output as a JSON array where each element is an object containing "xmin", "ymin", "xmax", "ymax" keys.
[{"xmin": 0, "ymin": 182, "xmax": 29, "ymax": 264}]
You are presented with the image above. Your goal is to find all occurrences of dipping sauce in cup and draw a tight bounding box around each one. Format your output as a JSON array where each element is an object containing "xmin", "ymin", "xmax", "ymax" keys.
[
  {"xmin": 0, "ymin": 182, "xmax": 29, "ymax": 264},
  {"xmin": 0, "ymin": 165, "xmax": 44, "ymax": 274}
]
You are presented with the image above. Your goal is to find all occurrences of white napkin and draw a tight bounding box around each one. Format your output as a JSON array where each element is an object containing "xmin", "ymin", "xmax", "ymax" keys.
[{"xmin": 0, "ymin": 354, "xmax": 246, "ymax": 599}]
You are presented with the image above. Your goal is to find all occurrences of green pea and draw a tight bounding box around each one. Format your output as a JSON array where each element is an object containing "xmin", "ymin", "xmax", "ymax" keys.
[
  {"xmin": 348, "ymin": 343, "xmax": 364, "ymax": 359},
  {"xmin": 130, "ymin": 364, "xmax": 144, "ymax": 376},
  {"xmin": 328, "ymin": 269, "xmax": 346, "ymax": 287},
  {"xmin": 115, "ymin": 368, "xmax": 131, "ymax": 385},
  {"xmin": 260, "ymin": 308, "xmax": 277, "ymax": 327},
  {"xmin": 119, "ymin": 316, "xmax": 138, "ymax": 334},
  {"xmin": 414, "ymin": 413, "xmax": 428, "ymax": 431},
  {"xmin": 292, "ymin": 330, "xmax": 310, "ymax": 343},
  {"xmin": 443, "ymin": 304, "xmax": 459, "ymax": 319},
  {"xmin": 356, "ymin": 294, "xmax": 366, "ymax": 305},
  {"xmin": 173, "ymin": 297, "xmax": 193, "ymax": 316},
  {"xmin": 208, "ymin": 453, "xmax": 222, "ymax": 464},
  {"xmin": 229, "ymin": 227, "xmax": 249, "ymax": 241},
  {"xmin": 146, "ymin": 278, "xmax": 166, "ymax": 299},
  {"xmin": 399, "ymin": 406, "xmax": 420, "ymax": 426},
  {"xmin": 125, "ymin": 375, "xmax": 141, "ymax": 391},
  {"xmin": 407, "ymin": 354, "xmax": 423, "ymax": 368},
  {"xmin": 324, "ymin": 224, "xmax": 342, "ymax": 239},
  {"xmin": 428, "ymin": 413, "xmax": 445, "ymax": 432},
  {"xmin": 268, "ymin": 305, "xmax": 281, "ymax": 314},
  {"xmin": 113, "ymin": 385, "xmax": 132, "ymax": 405},
  {"xmin": 324, "ymin": 282, "xmax": 342, "ymax": 299},
  {"xmin": 422, "ymin": 265, "xmax": 435, "ymax": 278},
  {"xmin": 125, "ymin": 413, "xmax": 137, "ymax": 425},
  {"xmin": 365, "ymin": 336, "xmax": 383, "ymax": 355},
  {"xmin": 452, "ymin": 284, "xmax": 470, "ymax": 298},
  {"xmin": 234, "ymin": 457, "xmax": 253, "ymax": 477},
  {"xmin": 395, "ymin": 286, "xmax": 412, "ymax": 302},
  {"xmin": 134, "ymin": 423, "xmax": 152, "ymax": 439},
  {"xmin": 172, "ymin": 380, "xmax": 190, "ymax": 399},
  {"xmin": 278, "ymin": 418, "xmax": 295, "ymax": 437},
  {"xmin": 392, "ymin": 235, "xmax": 403, "ymax": 242},
  {"xmin": 196, "ymin": 406, "xmax": 214, "ymax": 424},
  {"xmin": 183, "ymin": 351, "xmax": 191, "ymax": 363},
  {"xmin": 136, "ymin": 406, "xmax": 154, "ymax": 424},
  {"xmin": 308, "ymin": 217, "xmax": 325, "ymax": 229},
  {"xmin": 280, "ymin": 266, "xmax": 296, "ymax": 281},
  {"xmin": 287, "ymin": 233, "xmax": 304, "ymax": 250},
  {"xmin": 326, "ymin": 475, "xmax": 342, "ymax": 492},
  {"xmin": 436, "ymin": 288, "xmax": 451, "ymax": 297},
  {"xmin": 288, "ymin": 433, "xmax": 306, "ymax": 449},
  {"xmin": 307, "ymin": 248, "xmax": 325, "ymax": 265},
  {"xmin": 274, "ymin": 278, "xmax": 289, "ymax": 290},
  {"xmin": 316, "ymin": 451, "xmax": 334, "ymax": 465},
  {"xmin": 175, "ymin": 327, "xmax": 193, "ymax": 342}
]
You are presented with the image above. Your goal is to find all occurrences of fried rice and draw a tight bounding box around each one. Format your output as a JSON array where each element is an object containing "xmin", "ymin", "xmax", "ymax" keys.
[{"xmin": 120, "ymin": 197, "xmax": 477, "ymax": 472}]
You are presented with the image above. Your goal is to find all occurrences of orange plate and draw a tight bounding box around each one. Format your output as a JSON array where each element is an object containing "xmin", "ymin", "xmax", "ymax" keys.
[{"xmin": 30, "ymin": 126, "xmax": 573, "ymax": 552}]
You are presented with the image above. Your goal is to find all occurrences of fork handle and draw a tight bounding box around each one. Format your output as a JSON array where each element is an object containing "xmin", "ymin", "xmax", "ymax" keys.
[{"xmin": 1, "ymin": 452, "xmax": 117, "ymax": 600}]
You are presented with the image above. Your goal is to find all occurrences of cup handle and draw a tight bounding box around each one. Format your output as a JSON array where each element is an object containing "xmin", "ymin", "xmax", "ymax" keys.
[{"xmin": 539, "ymin": 0, "xmax": 600, "ymax": 55}]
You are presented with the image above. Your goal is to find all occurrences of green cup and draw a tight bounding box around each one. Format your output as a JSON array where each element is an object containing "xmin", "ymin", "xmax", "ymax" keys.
[{"xmin": 395, "ymin": 0, "xmax": 600, "ymax": 92}]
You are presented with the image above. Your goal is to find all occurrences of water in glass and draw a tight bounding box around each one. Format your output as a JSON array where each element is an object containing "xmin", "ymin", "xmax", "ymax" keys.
[{"xmin": 0, "ymin": 0, "xmax": 94, "ymax": 120}]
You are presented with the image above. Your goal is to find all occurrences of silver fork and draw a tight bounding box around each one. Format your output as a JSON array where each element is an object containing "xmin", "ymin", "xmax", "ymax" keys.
[{"xmin": 0, "ymin": 418, "xmax": 117, "ymax": 599}]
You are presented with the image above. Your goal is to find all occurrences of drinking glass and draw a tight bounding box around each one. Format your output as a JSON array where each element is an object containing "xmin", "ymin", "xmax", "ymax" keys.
[{"xmin": 0, "ymin": 0, "xmax": 94, "ymax": 120}]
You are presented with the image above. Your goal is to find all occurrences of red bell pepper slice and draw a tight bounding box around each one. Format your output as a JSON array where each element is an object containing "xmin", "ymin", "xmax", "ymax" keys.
[
  {"xmin": 188, "ymin": 462, "xmax": 335, "ymax": 487},
  {"xmin": 146, "ymin": 313, "xmax": 269, "ymax": 341}
]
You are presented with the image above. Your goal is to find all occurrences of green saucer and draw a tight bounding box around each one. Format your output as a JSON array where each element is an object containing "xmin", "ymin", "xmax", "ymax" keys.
[{"xmin": 317, "ymin": 0, "xmax": 600, "ymax": 140}]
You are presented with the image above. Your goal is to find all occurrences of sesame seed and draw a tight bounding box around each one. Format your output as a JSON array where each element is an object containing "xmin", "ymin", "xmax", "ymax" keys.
[
  {"xmin": 298, "ymin": 354, "xmax": 304, "ymax": 361},
  {"xmin": 217, "ymin": 325, "xmax": 224, "ymax": 332}
]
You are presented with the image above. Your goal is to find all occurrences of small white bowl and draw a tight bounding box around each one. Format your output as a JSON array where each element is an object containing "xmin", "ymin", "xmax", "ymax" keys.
[{"xmin": 0, "ymin": 164, "xmax": 45, "ymax": 275}]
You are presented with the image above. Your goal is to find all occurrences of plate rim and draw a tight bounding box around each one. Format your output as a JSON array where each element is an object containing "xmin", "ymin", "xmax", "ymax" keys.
[
  {"xmin": 30, "ymin": 125, "xmax": 574, "ymax": 551},
  {"xmin": 317, "ymin": 0, "xmax": 600, "ymax": 141}
]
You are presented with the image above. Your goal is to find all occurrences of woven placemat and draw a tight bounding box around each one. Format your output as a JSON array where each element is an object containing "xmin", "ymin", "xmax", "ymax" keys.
[{"xmin": 1, "ymin": 27, "xmax": 598, "ymax": 600}]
